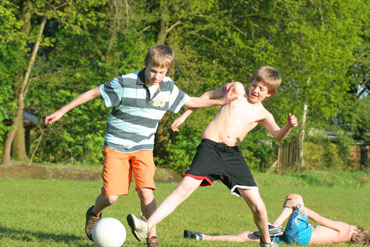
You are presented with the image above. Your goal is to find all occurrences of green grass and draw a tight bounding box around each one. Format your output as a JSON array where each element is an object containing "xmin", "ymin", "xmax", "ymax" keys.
[{"xmin": 0, "ymin": 171, "xmax": 369, "ymax": 246}]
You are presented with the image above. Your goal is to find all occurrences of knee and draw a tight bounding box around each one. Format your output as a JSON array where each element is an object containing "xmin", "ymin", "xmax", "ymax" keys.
[
  {"xmin": 284, "ymin": 194, "xmax": 304, "ymax": 208},
  {"xmin": 106, "ymin": 195, "xmax": 119, "ymax": 205},
  {"xmin": 137, "ymin": 188, "xmax": 154, "ymax": 202},
  {"xmin": 286, "ymin": 193, "xmax": 301, "ymax": 200},
  {"xmin": 173, "ymin": 183, "xmax": 195, "ymax": 199},
  {"xmin": 250, "ymin": 202, "xmax": 267, "ymax": 216}
]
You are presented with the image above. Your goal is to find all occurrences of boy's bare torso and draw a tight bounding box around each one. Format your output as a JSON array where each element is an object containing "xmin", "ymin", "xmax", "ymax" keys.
[
  {"xmin": 310, "ymin": 223, "xmax": 352, "ymax": 244},
  {"xmin": 202, "ymin": 88, "xmax": 270, "ymax": 146}
]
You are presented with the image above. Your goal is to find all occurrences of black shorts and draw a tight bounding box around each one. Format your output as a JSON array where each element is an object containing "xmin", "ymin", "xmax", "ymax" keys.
[{"xmin": 185, "ymin": 139, "xmax": 257, "ymax": 196}]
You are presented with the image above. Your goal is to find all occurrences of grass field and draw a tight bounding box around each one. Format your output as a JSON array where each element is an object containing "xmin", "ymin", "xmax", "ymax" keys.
[{"xmin": 0, "ymin": 171, "xmax": 369, "ymax": 246}]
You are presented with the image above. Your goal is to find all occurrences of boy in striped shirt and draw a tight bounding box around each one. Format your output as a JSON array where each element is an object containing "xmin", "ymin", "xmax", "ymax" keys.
[{"xmin": 45, "ymin": 44, "xmax": 234, "ymax": 247}]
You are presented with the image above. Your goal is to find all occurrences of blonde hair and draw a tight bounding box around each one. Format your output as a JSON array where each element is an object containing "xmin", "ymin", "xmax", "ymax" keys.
[
  {"xmin": 144, "ymin": 44, "xmax": 174, "ymax": 68},
  {"xmin": 253, "ymin": 66, "xmax": 281, "ymax": 94},
  {"xmin": 351, "ymin": 228, "xmax": 370, "ymax": 244}
]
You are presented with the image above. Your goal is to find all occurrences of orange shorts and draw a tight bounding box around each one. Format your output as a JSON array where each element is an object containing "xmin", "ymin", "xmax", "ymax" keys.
[{"xmin": 101, "ymin": 147, "xmax": 156, "ymax": 196}]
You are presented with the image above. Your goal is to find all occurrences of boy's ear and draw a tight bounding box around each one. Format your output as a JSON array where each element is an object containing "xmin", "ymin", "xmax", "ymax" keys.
[
  {"xmin": 355, "ymin": 228, "xmax": 362, "ymax": 233},
  {"xmin": 266, "ymin": 92, "xmax": 273, "ymax": 98}
]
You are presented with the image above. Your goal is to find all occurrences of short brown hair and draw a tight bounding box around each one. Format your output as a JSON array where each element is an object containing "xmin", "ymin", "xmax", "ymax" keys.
[
  {"xmin": 351, "ymin": 227, "xmax": 370, "ymax": 244},
  {"xmin": 144, "ymin": 44, "xmax": 174, "ymax": 68},
  {"xmin": 253, "ymin": 66, "xmax": 281, "ymax": 94}
]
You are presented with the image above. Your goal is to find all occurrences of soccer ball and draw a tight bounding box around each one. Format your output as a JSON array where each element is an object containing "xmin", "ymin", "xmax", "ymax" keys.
[{"xmin": 92, "ymin": 217, "xmax": 126, "ymax": 247}]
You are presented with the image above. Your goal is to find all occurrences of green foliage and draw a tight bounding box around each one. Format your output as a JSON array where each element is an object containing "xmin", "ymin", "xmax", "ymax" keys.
[
  {"xmin": 0, "ymin": 44, "xmax": 18, "ymax": 144},
  {"xmin": 0, "ymin": 0, "xmax": 368, "ymax": 169},
  {"xmin": 239, "ymin": 128, "xmax": 279, "ymax": 171},
  {"xmin": 0, "ymin": 1, "xmax": 27, "ymax": 147},
  {"xmin": 336, "ymin": 130, "xmax": 355, "ymax": 168},
  {"xmin": 164, "ymin": 127, "xmax": 202, "ymax": 173},
  {"xmin": 303, "ymin": 130, "xmax": 364, "ymax": 170},
  {"xmin": 352, "ymin": 96, "xmax": 370, "ymax": 140},
  {"xmin": 304, "ymin": 141, "xmax": 342, "ymax": 169}
]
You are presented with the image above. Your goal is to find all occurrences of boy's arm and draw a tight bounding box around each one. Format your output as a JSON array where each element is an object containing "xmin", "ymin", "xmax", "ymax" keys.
[
  {"xmin": 184, "ymin": 85, "xmax": 234, "ymax": 109},
  {"xmin": 172, "ymin": 85, "xmax": 230, "ymax": 132},
  {"xmin": 305, "ymin": 207, "xmax": 350, "ymax": 232},
  {"xmin": 260, "ymin": 113, "xmax": 298, "ymax": 141},
  {"xmin": 45, "ymin": 87, "xmax": 101, "ymax": 125}
]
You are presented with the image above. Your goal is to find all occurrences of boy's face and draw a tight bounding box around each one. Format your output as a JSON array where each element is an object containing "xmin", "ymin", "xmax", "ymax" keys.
[
  {"xmin": 248, "ymin": 80, "xmax": 272, "ymax": 104},
  {"xmin": 145, "ymin": 62, "xmax": 169, "ymax": 86}
]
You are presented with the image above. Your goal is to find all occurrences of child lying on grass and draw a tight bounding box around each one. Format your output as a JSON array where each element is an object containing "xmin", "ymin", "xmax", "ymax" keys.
[{"xmin": 184, "ymin": 193, "xmax": 370, "ymax": 245}]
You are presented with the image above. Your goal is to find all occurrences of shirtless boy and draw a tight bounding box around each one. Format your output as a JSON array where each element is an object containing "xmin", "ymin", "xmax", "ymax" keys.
[
  {"xmin": 127, "ymin": 66, "xmax": 298, "ymax": 247},
  {"xmin": 184, "ymin": 193, "xmax": 370, "ymax": 245}
]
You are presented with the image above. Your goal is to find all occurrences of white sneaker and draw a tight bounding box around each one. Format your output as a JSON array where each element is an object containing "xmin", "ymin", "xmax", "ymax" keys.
[
  {"xmin": 260, "ymin": 238, "xmax": 278, "ymax": 247},
  {"xmin": 127, "ymin": 214, "xmax": 149, "ymax": 241}
]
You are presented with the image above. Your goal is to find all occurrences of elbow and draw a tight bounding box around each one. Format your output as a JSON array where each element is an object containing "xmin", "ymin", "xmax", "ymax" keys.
[
  {"xmin": 184, "ymin": 98, "xmax": 193, "ymax": 108},
  {"xmin": 274, "ymin": 132, "xmax": 288, "ymax": 142},
  {"xmin": 274, "ymin": 134, "xmax": 283, "ymax": 142},
  {"xmin": 201, "ymin": 92, "xmax": 212, "ymax": 99}
]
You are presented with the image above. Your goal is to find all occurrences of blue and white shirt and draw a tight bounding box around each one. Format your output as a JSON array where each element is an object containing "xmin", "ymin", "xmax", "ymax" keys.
[{"xmin": 99, "ymin": 69, "xmax": 189, "ymax": 153}]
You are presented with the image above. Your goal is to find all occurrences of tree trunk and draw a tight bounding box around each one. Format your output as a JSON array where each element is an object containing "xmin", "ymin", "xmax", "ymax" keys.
[
  {"xmin": 157, "ymin": 0, "xmax": 170, "ymax": 44},
  {"xmin": 1, "ymin": 13, "xmax": 48, "ymax": 165},
  {"xmin": 297, "ymin": 76, "xmax": 312, "ymax": 172},
  {"xmin": 12, "ymin": 119, "xmax": 28, "ymax": 161},
  {"xmin": 298, "ymin": 102, "xmax": 308, "ymax": 171},
  {"xmin": 104, "ymin": 0, "xmax": 124, "ymax": 75},
  {"xmin": 8, "ymin": 0, "xmax": 32, "ymax": 162}
]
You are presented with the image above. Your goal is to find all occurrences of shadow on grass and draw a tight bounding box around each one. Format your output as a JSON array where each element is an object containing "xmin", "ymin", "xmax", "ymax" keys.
[{"xmin": 0, "ymin": 225, "xmax": 91, "ymax": 246}]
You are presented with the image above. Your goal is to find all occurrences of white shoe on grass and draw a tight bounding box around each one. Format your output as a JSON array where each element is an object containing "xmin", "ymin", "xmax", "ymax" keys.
[
  {"xmin": 260, "ymin": 238, "xmax": 279, "ymax": 247},
  {"xmin": 127, "ymin": 214, "xmax": 149, "ymax": 241}
]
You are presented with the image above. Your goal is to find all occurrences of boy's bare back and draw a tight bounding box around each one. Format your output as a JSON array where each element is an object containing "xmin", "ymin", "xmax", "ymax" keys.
[{"xmin": 202, "ymin": 82, "xmax": 271, "ymax": 146}]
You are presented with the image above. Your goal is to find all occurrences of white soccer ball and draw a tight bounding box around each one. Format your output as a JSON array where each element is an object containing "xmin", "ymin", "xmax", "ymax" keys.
[{"xmin": 92, "ymin": 217, "xmax": 126, "ymax": 247}]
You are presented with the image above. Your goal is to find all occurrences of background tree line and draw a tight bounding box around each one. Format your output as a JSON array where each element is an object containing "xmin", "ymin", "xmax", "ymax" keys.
[{"xmin": 1, "ymin": 0, "xmax": 369, "ymax": 172}]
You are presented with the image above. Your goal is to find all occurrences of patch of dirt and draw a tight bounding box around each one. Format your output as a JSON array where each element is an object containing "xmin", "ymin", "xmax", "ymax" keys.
[
  {"xmin": 0, "ymin": 165, "xmax": 182, "ymax": 182},
  {"xmin": 0, "ymin": 165, "xmax": 101, "ymax": 181}
]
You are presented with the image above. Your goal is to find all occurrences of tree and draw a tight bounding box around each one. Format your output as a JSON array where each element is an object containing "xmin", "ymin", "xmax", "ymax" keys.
[
  {"xmin": 0, "ymin": 1, "xmax": 24, "ymax": 151},
  {"xmin": 1, "ymin": 0, "xmax": 108, "ymax": 165},
  {"xmin": 257, "ymin": 0, "xmax": 369, "ymax": 170}
]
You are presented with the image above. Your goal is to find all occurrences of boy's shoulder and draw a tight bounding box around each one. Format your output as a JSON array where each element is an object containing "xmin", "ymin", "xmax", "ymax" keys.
[
  {"xmin": 162, "ymin": 75, "xmax": 174, "ymax": 83},
  {"xmin": 259, "ymin": 106, "xmax": 275, "ymax": 121},
  {"xmin": 122, "ymin": 71, "xmax": 141, "ymax": 79},
  {"xmin": 228, "ymin": 82, "xmax": 247, "ymax": 97},
  {"xmin": 160, "ymin": 76, "xmax": 176, "ymax": 91}
]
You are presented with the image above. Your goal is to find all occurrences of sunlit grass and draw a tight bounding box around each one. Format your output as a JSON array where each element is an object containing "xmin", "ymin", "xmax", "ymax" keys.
[{"xmin": 0, "ymin": 172, "xmax": 369, "ymax": 246}]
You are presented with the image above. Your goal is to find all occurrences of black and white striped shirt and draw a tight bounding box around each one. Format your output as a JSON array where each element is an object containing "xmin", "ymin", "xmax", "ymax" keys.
[{"xmin": 99, "ymin": 69, "xmax": 189, "ymax": 153}]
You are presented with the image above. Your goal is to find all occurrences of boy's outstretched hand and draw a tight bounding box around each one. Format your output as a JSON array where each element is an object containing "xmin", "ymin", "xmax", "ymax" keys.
[
  {"xmin": 287, "ymin": 113, "xmax": 298, "ymax": 128},
  {"xmin": 171, "ymin": 114, "xmax": 188, "ymax": 132},
  {"xmin": 45, "ymin": 110, "xmax": 64, "ymax": 125},
  {"xmin": 222, "ymin": 83, "xmax": 238, "ymax": 104}
]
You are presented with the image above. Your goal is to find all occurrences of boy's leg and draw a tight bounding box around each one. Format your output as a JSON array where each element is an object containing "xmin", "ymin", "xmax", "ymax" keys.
[
  {"xmin": 137, "ymin": 187, "xmax": 157, "ymax": 238},
  {"xmin": 204, "ymin": 231, "xmax": 260, "ymax": 242},
  {"xmin": 86, "ymin": 147, "xmax": 130, "ymax": 241},
  {"xmin": 238, "ymin": 188, "xmax": 271, "ymax": 244},
  {"xmin": 85, "ymin": 193, "xmax": 120, "ymax": 241},
  {"xmin": 148, "ymin": 176, "xmax": 202, "ymax": 228},
  {"xmin": 93, "ymin": 193, "xmax": 120, "ymax": 215},
  {"xmin": 185, "ymin": 229, "xmax": 260, "ymax": 242},
  {"xmin": 128, "ymin": 176, "xmax": 202, "ymax": 241},
  {"xmin": 130, "ymin": 150, "xmax": 158, "ymax": 242},
  {"xmin": 272, "ymin": 193, "xmax": 304, "ymax": 226},
  {"xmin": 253, "ymin": 194, "xmax": 298, "ymax": 238}
]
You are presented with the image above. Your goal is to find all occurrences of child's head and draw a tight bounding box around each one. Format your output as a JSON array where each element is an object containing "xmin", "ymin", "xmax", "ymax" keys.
[
  {"xmin": 351, "ymin": 227, "xmax": 370, "ymax": 244},
  {"xmin": 253, "ymin": 66, "xmax": 281, "ymax": 95},
  {"xmin": 145, "ymin": 44, "xmax": 174, "ymax": 68}
]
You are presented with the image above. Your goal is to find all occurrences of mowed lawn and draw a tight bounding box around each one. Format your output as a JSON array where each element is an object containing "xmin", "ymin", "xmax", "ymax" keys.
[{"xmin": 0, "ymin": 172, "xmax": 369, "ymax": 247}]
